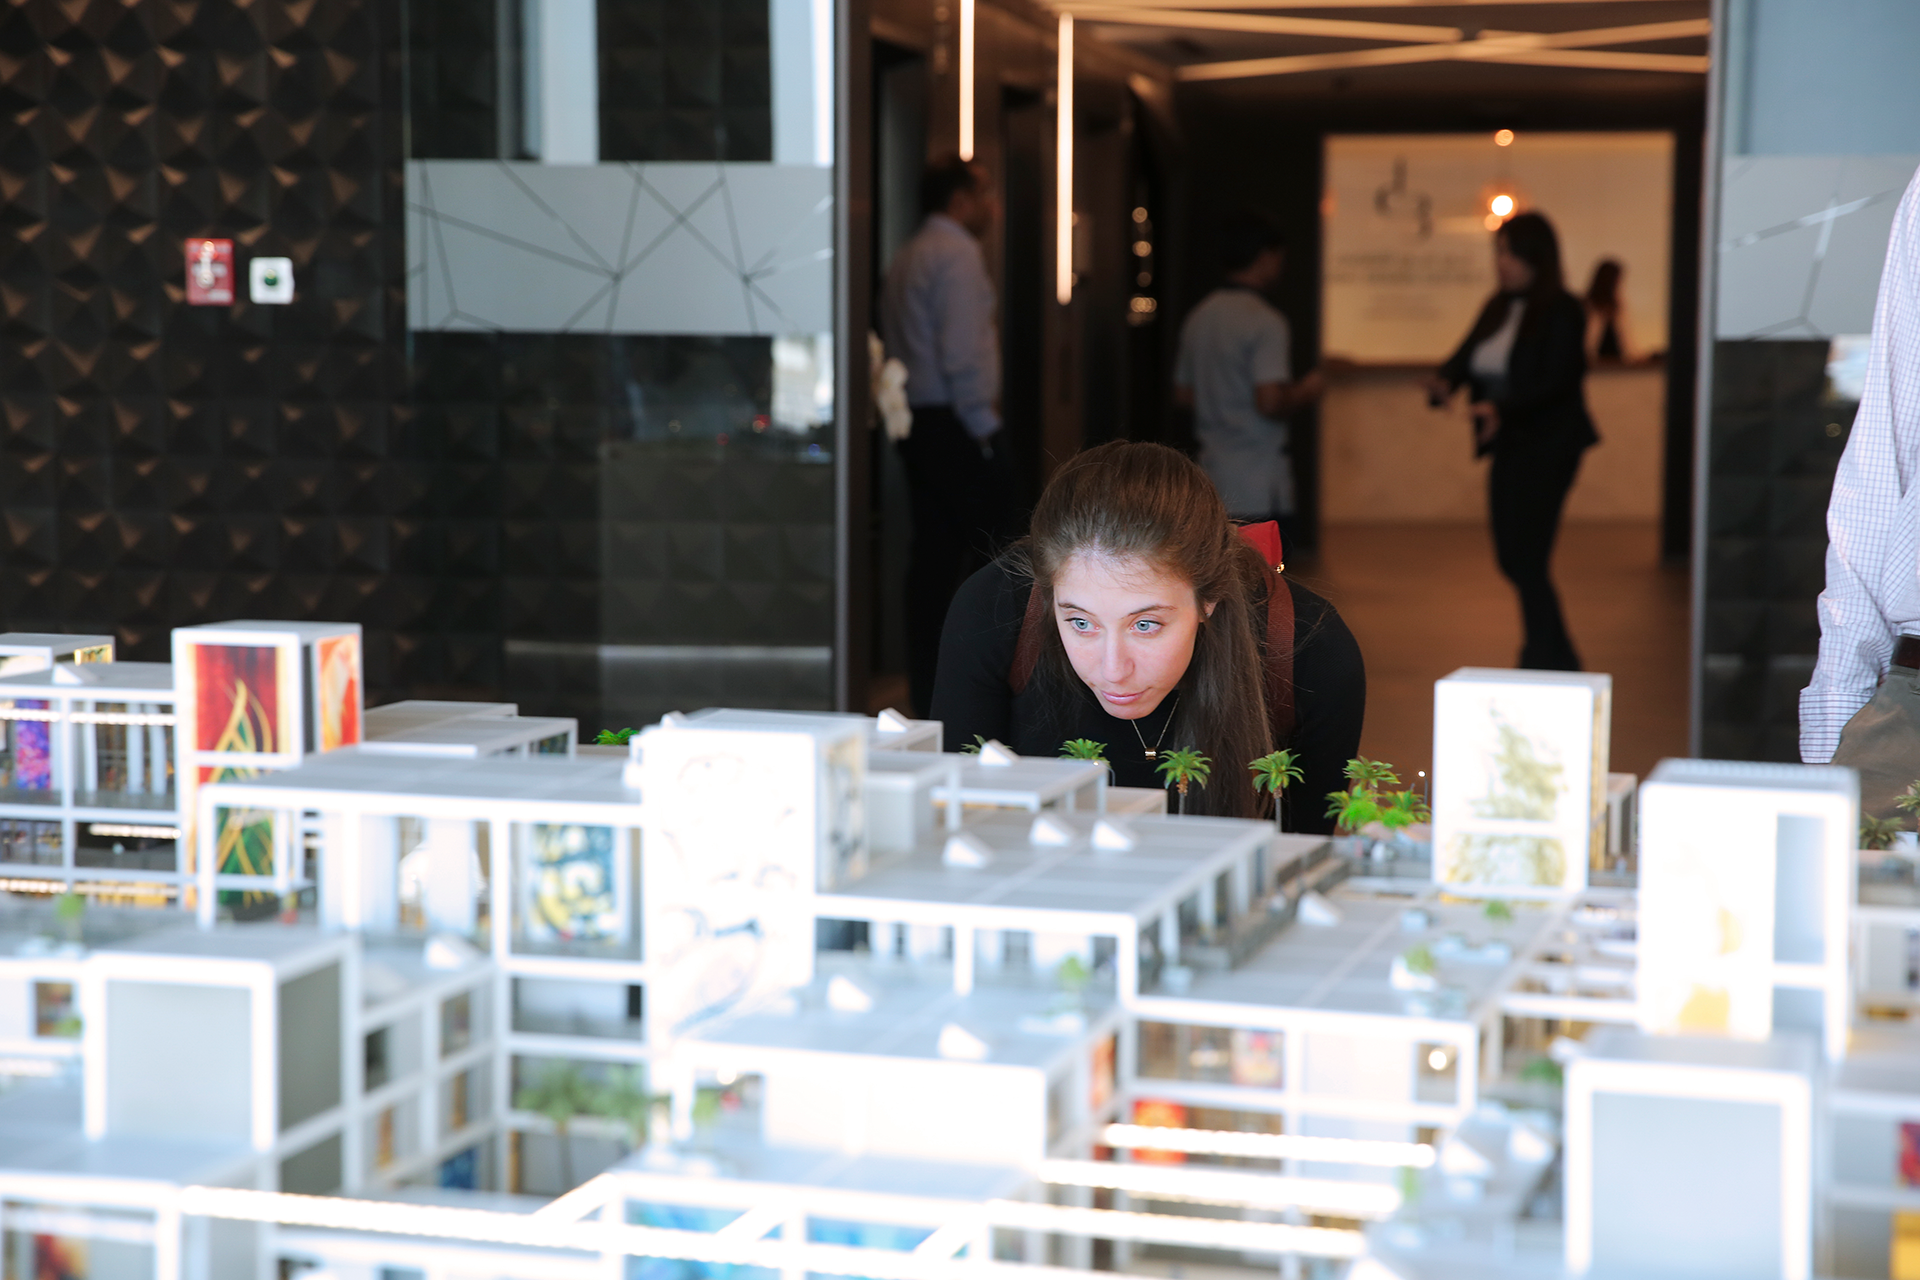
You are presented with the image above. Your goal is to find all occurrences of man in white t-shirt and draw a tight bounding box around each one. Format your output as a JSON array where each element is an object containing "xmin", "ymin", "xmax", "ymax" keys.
[{"xmin": 1174, "ymin": 213, "xmax": 1324, "ymax": 539}]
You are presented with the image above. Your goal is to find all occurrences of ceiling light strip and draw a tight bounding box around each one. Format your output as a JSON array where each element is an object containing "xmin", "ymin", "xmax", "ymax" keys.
[
  {"xmin": 1177, "ymin": 21, "xmax": 1710, "ymax": 81},
  {"xmin": 1057, "ymin": 13, "xmax": 1074, "ymax": 305},
  {"xmin": 1052, "ymin": 0, "xmax": 1671, "ymax": 9},
  {"xmin": 1061, "ymin": 6, "xmax": 1462, "ymax": 43},
  {"xmin": 960, "ymin": 0, "xmax": 976, "ymax": 159}
]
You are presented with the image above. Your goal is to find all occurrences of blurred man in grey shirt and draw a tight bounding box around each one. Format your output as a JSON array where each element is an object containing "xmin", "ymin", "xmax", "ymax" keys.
[
  {"xmin": 1175, "ymin": 212, "xmax": 1324, "ymax": 546},
  {"xmin": 882, "ymin": 155, "xmax": 1017, "ymax": 716}
]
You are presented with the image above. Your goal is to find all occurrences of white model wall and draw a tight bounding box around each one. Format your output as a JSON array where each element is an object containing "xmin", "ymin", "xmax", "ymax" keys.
[
  {"xmin": 1588, "ymin": 1092, "xmax": 1785, "ymax": 1278},
  {"xmin": 0, "ymin": 976, "xmax": 29, "ymax": 1041},
  {"xmin": 104, "ymin": 981, "xmax": 252, "ymax": 1142},
  {"xmin": 762, "ymin": 1054, "xmax": 1048, "ymax": 1166},
  {"xmin": 1298, "ymin": 1029, "xmax": 1416, "ymax": 1144}
]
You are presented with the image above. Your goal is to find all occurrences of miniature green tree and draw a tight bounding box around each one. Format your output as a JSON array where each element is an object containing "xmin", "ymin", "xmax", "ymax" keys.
[
  {"xmin": 516, "ymin": 1062, "xmax": 594, "ymax": 1188},
  {"xmin": 1056, "ymin": 954, "xmax": 1091, "ymax": 995},
  {"xmin": 1401, "ymin": 942, "xmax": 1436, "ymax": 976},
  {"xmin": 1483, "ymin": 898, "xmax": 1515, "ymax": 924},
  {"xmin": 1155, "ymin": 747, "xmax": 1213, "ymax": 815},
  {"xmin": 1519, "ymin": 1055, "xmax": 1564, "ymax": 1088},
  {"xmin": 592, "ymin": 1065, "xmax": 656, "ymax": 1152},
  {"xmin": 1325, "ymin": 757, "xmax": 1429, "ymax": 851},
  {"xmin": 959, "ymin": 734, "xmax": 989, "ymax": 755},
  {"xmin": 1348, "ymin": 757, "xmax": 1400, "ymax": 791},
  {"xmin": 1248, "ymin": 749, "xmax": 1304, "ymax": 830},
  {"xmin": 1325, "ymin": 757, "xmax": 1392, "ymax": 836},
  {"xmin": 53, "ymin": 891, "xmax": 84, "ymax": 943},
  {"xmin": 1059, "ymin": 738, "xmax": 1109, "ymax": 764},
  {"xmin": 1863, "ymin": 813, "xmax": 1905, "ymax": 851},
  {"xmin": 1377, "ymin": 788, "xmax": 1432, "ymax": 834},
  {"xmin": 594, "ymin": 728, "xmax": 638, "ymax": 746}
]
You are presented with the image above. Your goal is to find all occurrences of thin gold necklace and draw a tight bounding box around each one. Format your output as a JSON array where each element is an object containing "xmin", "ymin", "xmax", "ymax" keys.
[{"xmin": 1129, "ymin": 691, "xmax": 1180, "ymax": 761}]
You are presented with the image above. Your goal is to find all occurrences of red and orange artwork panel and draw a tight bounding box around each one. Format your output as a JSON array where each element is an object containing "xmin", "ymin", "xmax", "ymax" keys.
[
  {"xmin": 314, "ymin": 632, "xmax": 362, "ymax": 751},
  {"xmin": 193, "ymin": 643, "xmax": 288, "ymax": 756},
  {"xmin": 1129, "ymin": 1097, "xmax": 1188, "ymax": 1165}
]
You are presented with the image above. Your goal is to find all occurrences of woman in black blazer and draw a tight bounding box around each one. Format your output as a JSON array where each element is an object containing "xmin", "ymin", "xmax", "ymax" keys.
[{"xmin": 1424, "ymin": 212, "xmax": 1597, "ymax": 671}]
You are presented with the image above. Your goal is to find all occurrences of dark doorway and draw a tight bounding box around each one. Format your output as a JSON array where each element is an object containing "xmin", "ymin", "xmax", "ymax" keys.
[
  {"xmin": 1122, "ymin": 90, "xmax": 1170, "ymax": 447},
  {"xmin": 868, "ymin": 40, "xmax": 927, "ymax": 695},
  {"xmin": 1001, "ymin": 85, "xmax": 1047, "ymax": 511}
]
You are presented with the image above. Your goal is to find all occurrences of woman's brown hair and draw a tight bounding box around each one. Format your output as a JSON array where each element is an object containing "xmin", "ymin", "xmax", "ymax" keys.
[
  {"xmin": 1016, "ymin": 441, "xmax": 1272, "ymax": 819},
  {"xmin": 1467, "ymin": 209, "xmax": 1571, "ymax": 348}
]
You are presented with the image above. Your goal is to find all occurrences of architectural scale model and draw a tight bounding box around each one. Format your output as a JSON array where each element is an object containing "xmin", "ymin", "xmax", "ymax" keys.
[{"xmin": 0, "ymin": 629, "xmax": 1908, "ymax": 1280}]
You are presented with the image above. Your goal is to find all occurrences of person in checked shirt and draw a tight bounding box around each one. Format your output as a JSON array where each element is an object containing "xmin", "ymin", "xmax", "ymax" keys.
[{"xmin": 1803, "ymin": 164, "xmax": 1920, "ymax": 816}]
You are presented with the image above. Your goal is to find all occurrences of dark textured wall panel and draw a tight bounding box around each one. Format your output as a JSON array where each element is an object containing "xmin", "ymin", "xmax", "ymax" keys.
[
  {"xmin": 0, "ymin": 0, "xmax": 424, "ymax": 696},
  {"xmin": 0, "ymin": 0, "xmax": 800, "ymax": 730},
  {"xmin": 413, "ymin": 331, "xmax": 833, "ymax": 729},
  {"xmin": 598, "ymin": 0, "xmax": 772, "ymax": 163},
  {"xmin": 408, "ymin": 0, "xmax": 506, "ymax": 159},
  {"xmin": 1700, "ymin": 340, "xmax": 1851, "ymax": 762}
]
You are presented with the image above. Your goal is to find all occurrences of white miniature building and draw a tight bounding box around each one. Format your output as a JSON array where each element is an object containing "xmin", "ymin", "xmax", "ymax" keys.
[
  {"xmin": 1431, "ymin": 667, "xmax": 1612, "ymax": 896},
  {"xmin": 0, "ymin": 660, "xmax": 181, "ymax": 899},
  {"xmin": 0, "ymin": 642, "xmax": 1913, "ymax": 1280}
]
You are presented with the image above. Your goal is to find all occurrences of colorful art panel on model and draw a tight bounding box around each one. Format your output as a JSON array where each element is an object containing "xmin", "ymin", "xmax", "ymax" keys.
[{"xmin": 313, "ymin": 631, "xmax": 363, "ymax": 752}]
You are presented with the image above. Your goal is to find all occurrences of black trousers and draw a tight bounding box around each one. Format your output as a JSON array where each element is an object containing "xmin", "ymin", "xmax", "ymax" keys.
[
  {"xmin": 1488, "ymin": 437, "xmax": 1586, "ymax": 671},
  {"xmin": 898, "ymin": 406, "xmax": 1018, "ymax": 717}
]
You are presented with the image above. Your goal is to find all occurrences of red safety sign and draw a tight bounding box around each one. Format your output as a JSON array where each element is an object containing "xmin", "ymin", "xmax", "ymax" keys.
[{"xmin": 185, "ymin": 238, "xmax": 234, "ymax": 305}]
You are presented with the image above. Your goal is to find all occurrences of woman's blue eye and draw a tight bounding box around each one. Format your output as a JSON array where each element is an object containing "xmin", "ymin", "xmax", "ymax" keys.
[
  {"xmin": 1069, "ymin": 617, "xmax": 1092, "ymax": 632},
  {"xmin": 1133, "ymin": 619, "xmax": 1159, "ymax": 633}
]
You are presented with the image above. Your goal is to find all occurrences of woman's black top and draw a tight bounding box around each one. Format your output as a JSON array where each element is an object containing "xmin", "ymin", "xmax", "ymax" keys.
[
  {"xmin": 1595, "ymin": 314, "xmax": 1623, "ymax": 362},
  {"xmin": 929, "ymin": 558, "xmax": 1366, "ymax": 834},
  {"xmin": 1438, "ymin": 290, "xmax": 1598, "ymax": 455}
]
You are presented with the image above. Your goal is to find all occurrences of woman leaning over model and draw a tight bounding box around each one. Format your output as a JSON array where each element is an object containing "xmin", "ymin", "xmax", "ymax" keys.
[
  {"xmin": 1424, "ymin": 210, "xmax": 1597, "ymax": 672},
  {"xmin": 929, "ymin": 441, "xmax": 1365, "ymax": 833}
]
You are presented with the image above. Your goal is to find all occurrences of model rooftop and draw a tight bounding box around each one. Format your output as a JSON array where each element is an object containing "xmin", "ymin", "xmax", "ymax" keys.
[{"xmin": 199, "ymin": 748, "xmax": 639, "ymax": 820}]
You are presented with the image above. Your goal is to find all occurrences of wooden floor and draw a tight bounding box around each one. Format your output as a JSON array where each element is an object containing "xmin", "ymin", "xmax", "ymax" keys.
[{"xmin": 1295, "ymin": 520, "xmax": 1690, "ymax": 786}]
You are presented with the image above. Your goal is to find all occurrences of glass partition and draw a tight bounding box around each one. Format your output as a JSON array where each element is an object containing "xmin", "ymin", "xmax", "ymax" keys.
[
  {"xmin": 75, "ymin": 705, "xmax": 175, "ymax": 811},
  {"xmin": 405, "ymin": 0, "xmax": 840, "ymax": 733}
]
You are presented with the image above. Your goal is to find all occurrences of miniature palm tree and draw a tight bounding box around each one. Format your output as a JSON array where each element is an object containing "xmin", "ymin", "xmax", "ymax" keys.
[
  {"xmin": 1325, "ymin": 782, "xmax": 1383, "ymax": 838},
  {"xmin": 959, "ymin": 734, "xmax": 989, "ymax": 754},
  {"xmin": 1248, "ymin": 749, "xmax": 1304, "ymax": 830},
  {"xmin": 592, "ymin": 1065, "xmax": 655, "ymax": 1152},
  {"xmin": 1350, "ymin": 757, "xmax": 1399, "ymax": 788},
  {"xmin": 1060, "ymin": 739, "xmax": 1112, "ymax": 788},
  {"xmin": 1325, "ymin": 757, "xmax": 1424, "ymax": 848},
  {"xmin": 1866, "ymin": 781, "xmax": 1920, "ymax": 851},
  {"xmin": 1377, "ymin": 788, "xmax": 1432, "ymax": 834},
  {"xmin": 1863, "ymin": 812, "xmax": 1905, "ymax": 851},
  {"xmin": 594, "ymin": 728, "xmax": 637, "ymax": 746},
  {"xmin": 516, "ymin": 1062, "xmax": 594, "ymax": 1188},
  {"xmin": 1155, "ymin": 747, "xmax": 1212, "ymax": 815}
]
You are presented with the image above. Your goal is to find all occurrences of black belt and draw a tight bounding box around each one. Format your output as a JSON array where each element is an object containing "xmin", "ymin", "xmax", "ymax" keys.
[{"xmin": 1895, "ymin": 635, "xmax": 1920, "ymax": 670}]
